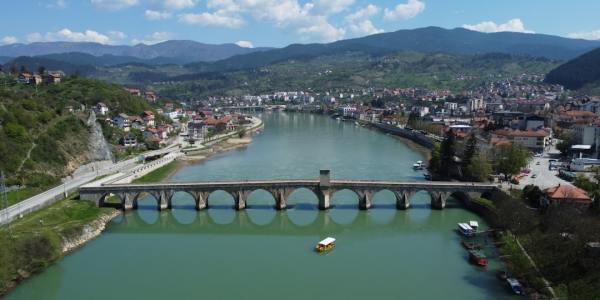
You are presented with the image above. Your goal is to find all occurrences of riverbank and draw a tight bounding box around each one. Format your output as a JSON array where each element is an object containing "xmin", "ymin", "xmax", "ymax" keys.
[
  {"xmin": 463, "ymin": 192, "xmax": 557, "ymax": 299},
  {"xmin": 0, "ymin": 194, "xmax": 119, "ymax": 296}
]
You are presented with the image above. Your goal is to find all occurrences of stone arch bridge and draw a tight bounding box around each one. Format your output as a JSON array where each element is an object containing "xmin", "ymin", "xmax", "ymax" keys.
[{"xmin": 80, "ymin": 170, "xmax": 498, "ymax": 211}]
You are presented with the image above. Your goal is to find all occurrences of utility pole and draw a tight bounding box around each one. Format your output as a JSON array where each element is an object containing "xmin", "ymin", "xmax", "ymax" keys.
[{"xmin": 1, "ymin": 171, "xmax": 13, "ymax": 235}]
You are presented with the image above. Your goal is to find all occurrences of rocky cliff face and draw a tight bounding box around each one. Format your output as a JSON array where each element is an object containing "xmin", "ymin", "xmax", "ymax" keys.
[
  {"xmin": 86, "ymin": 111, "xmax": 113, "ymax": 162},
  {"xmin": 61, "ymin": 209, "xmax": 120, "ymax": 253}
]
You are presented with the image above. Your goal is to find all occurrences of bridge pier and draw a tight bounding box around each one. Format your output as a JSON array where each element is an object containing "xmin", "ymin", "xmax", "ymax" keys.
[
  {"xmin": 318, "ymin": 170, "xmax": 332, "ymax": 210},
  {"xmin": 192, "ymin": 191, "xmax": 209, "ymax": 210},
  {"xmin": 395, "ymin": 191, "xmax": 411, "ymax": 210},
  {"xmin": 272, "ymin": 189, "xmax": 288, "ymax": 210},
  {"xmin": 233, "ymin": 191, "xmax": 248, "ymax": 210},
  {"xmin": 157, "ymin": 191, "xmax": 174, "ymax": 210},
  {"xmin": 358, "ymin": 191, "xmax": 373, "ymax": 210},
  {"xmin": 430, "ymin": 192, "xmax": 449, "ymax": 209},
  {"xmin": 122, "ymin": 193, "xmax": 136, "ymax": 211}
]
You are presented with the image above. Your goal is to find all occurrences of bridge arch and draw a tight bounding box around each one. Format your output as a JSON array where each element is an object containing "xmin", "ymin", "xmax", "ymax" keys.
[
  {"xmin": 206, "ymin": 190, "xmax": 236, "ymax": 208},
  {"xmin": 246, "ymin": 189, "xmax": 277, "ymax": 209},
  {"xmin": 98, "ymin": 192, "xmax": 124, "ymax": 209},
  {"xmin": 330, "ymin": 189, "xmax": 360, "ymax": 208},
  {"xmin": 371, "ymin": 189, "xmax": 397, "ymax": 208},
  {"xmin": 286, "ymin": 187, "xmax": 319, "ymax": 209},
  {"xmin": 171, "ymin": 191, "xmax": 198, "ymax": 225}
]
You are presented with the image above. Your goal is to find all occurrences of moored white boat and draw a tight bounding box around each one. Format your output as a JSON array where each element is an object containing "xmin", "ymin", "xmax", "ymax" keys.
[{"xmin": 458, "ymin": 223, "xmax": 475, "ymax": 237}]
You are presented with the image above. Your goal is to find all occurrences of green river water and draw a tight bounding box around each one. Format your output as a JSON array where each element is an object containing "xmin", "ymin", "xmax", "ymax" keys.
[{"xmin": 4, "ymin": 112, "xmax": 516, "ymax": 300}]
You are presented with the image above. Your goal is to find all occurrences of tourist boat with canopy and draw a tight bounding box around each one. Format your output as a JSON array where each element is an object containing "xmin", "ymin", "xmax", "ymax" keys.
[
  {"xmin": 315, "ymin": 237, "xmax": 336, "ymax": 253},
  {"xmin": 457, "ymin": 223, "xmax": 475, "ymax": 237}
]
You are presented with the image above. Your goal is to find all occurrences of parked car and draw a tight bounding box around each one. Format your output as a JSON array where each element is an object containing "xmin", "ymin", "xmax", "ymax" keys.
[{"xmin": 532, "ymin": 174, "xmax": 537, "ymax": 178}]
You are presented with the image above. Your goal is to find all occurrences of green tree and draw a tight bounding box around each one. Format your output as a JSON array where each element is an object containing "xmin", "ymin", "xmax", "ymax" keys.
[
  {"xmin": 462, "ymin": 134, "xmax": 477, "ymax": 167},
  {"xmin": 428, "ymin": 144, "xmax": 442, "ymax": 175},
  {"xmin": 495, "ymin": 143, "xmax": 531, "ymax": 178},
  {"xmin": 439, "ymin": 131, "xmax": 457, "ymax": 178},
  {"xmin": 37, "ymin": 66, "xmax": 46, "ymax": 76},
  {"xmin": 556, "ymin": 132, "xmax": 576, "ymax": 156},
  {"xmin": 237, "ymin": 127, "xmax": 247, "ymax": 138},
  {"xmin": 466, "ymin": 153, "xmax": 492, "ymax": 182}
]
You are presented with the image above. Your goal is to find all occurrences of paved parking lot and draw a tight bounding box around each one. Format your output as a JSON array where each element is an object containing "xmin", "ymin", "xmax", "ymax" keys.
[{"xmin": 516, "ymin": 147, "xmax": 573, "ymax": 189}]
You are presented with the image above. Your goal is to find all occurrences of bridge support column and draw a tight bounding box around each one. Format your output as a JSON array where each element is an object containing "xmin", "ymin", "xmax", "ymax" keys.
[
  {"xmin": 192, "ymin": 191, "xmax": 209, "ymax": 210},
  {"xmin": 358, "ymin": 191, "xmax": 373, "ymax": 210},
  {"xmin": 395, "ymin": 191, "xmax": 411, "ymax": 210},
  {"xmin": 318, "ymin": 189, "xmax": 331, "ymax": 210},
  {"xmin": 122, "ymin": 193, "xmax": 136, "ymax": 211},
  {"xmin": 273, "ymin": 189, "xmax": 287, "ymax": 210},
  {"xmin": 234, "ymin": 191, "xmax": 248, "ymax": 210},
  {"xmin": 157, "ymin": 191, "xmax": 174, "ymax": 211},
  {"xmin": 318, "ymin": 170, "xmax": 331, "ymax": 210},
  {"xmin": 430, "ymin": 192, "xmax": 449, "ymax": 210}
]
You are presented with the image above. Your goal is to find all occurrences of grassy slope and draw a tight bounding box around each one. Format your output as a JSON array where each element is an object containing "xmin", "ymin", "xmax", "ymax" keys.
[
  {"xmin": 132, "ymin": 160, "xmax": 180, "ymax": 183},
  {"xmin": 0, "ymin": 195, "xmax": 114, "ymax": 295}
]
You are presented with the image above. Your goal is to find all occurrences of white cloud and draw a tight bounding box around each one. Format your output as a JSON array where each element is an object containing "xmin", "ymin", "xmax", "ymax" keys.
[
  {"xmin": 161, "ymin": 0, "xmax": 196, "ymax": 10},
  {"xmin": 312, "ymin": 0, "xmax": 354, "ymax": 14},
  {"xmin": 90, "ymin": 0, "xmax": 138, "ymax": 10},
  {"xmin": 47, "ymin": 0, "xmax": 67, "ymax": 8},
  {"xmin": 107, "ymin": 31, "xmax": 127, "ymax": 41},
  {"xmin": 179, "ymin": 11, "xmax": 244, "ymax": 28},
  {"xmin": 463, "ymin": 18, "xmax": 534, "ymax": 33},
  {"xmin": 235, "ymin": 40, "xmax": 253, "ymax": 48},
  {"xmin": 145, "ymin": 9, "xmax": 172, "ymax": 20},
  {"xmin": 345, "ymin": 4, "xmax": 383, "ymax": 36},
  {"xmin": 181, "ymin": 0, "xmax": 346, "ymax": 42},
  {"xmin": 1, "ymin": 36, "xmax": 18, "ymax": 45},
  {"xmin": 568, "ymin": 29, "xmax": 600, "ymax": 40},
  {"xmin": 131, "ymin": 31, "xmax": 173, "ymax": 44},
  {"xmin": 383, "ymin": 0, "xmax": 425, "ymax": 21},
  {"xmin": 297, "ymin": 17, "xmax": 346, "ymax": 42},
  {"xmin": 25, "ymin": 29, "xmax": 126, "ymax": 44}
]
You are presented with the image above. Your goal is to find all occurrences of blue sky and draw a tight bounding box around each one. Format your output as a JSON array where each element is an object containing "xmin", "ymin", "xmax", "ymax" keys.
[{"xmin": 2, "ymin": 0, "xmax": 600, "ymax": 48}]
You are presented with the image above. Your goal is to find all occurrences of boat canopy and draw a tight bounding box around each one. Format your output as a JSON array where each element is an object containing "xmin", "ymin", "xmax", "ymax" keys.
[
  {"xmin": 318, "ymin": 237, "xmax": 336, "ymax": 246},
  {"xmin": 469, "ymin": 221, "xmax": 479, "ymax": 228},
  {"xmin": 458, "ymin": 223, "xmax": 473, "ymax": 231}
]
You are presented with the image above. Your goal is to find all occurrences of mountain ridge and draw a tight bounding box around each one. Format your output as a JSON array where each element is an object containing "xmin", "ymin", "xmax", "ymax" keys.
[{"xmin": 0, "ymin": 40, "xmax": 273, "ymax": 63}]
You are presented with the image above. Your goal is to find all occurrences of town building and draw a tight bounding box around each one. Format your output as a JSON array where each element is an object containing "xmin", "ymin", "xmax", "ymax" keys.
[{"xmin": 491, "ymin": 128, "xmax": 551, "ymax": 151}]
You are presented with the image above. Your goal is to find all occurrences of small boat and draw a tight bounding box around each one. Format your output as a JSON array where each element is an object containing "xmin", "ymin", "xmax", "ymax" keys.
[
  {"xmin": 462, "ymin": 241, "xmax": 482, "ymax": 250},
  {"xmin": 458, "ymin": 223, "xmax": 475, "ymax": 237},
  {"xmin": 315, "ymin": 237, "xmax": 336, "ymax": 253},
  {"xmin": 506, "ymin": 278, "xmax": 524, "ymax": 295},
  {"xmin": 468, "ymin": 250, "xmax": 488, "ymax": 266},
  {"xmin": 469, "ymin": 221, "xmax": 479, "ymax": 232},
  {"xmin": 412, "ymin": 161, "xmax": 425, "ymax": 170},
  {"xmin": 354, "ymin": 122, "xmax": 359, "ymax": 126},
  {"xmin": 423, "ymin": 173, "xmax": 432, "ymax": 180}
]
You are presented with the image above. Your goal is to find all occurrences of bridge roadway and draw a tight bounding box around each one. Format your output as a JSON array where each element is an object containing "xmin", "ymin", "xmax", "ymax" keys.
[{"xmin": 80, "ymin": 170, "xmax": 498, "ymax": 211}]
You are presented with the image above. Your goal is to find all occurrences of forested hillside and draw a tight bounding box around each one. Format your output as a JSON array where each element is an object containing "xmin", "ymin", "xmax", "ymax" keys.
[
  {"xmin": 545, "ymin": 47, "xmax": 600, "ymax": 90},
  {"xmin": 142, "ymin": 52, "xmax": 558, "ymax": 99},
  {"xmin": 0, "ymin": 76, "xmax": 154, "ymax": 188}
]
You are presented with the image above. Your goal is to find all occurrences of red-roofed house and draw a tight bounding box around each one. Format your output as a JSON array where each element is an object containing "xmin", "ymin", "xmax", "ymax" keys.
[{"xmin": 542, "ymin": 184, "xmax": 592, "ymax": 206}]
